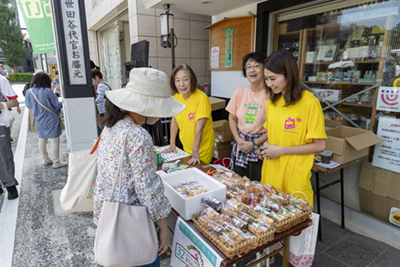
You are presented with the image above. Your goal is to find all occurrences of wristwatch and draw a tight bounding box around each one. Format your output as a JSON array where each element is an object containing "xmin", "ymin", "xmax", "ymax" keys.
[{"xmin": 252, "ymin": 139, "xmax": 258, "ymax": 149}]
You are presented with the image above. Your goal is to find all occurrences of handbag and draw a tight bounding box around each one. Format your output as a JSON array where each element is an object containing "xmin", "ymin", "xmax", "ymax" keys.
[
  {"xmin": 30, "ymin": 89, "xmax": 65, "ymax": 130},
  {"xmin": 60, "ymin": 135, "xmax": 101, "ymax": 212},
  {"xmin": 94, "ymin": 126, "xmax": 158, "ymax": 267},
  {"xmin": 28, "ymin": 108, "xmax": 38, "ymax": 132}
]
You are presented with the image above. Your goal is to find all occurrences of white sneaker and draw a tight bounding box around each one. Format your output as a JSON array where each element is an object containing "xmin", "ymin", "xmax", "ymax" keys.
[
  {"xmin": 53, "ymin": 161, "xmax": 68, "ymax": 169},
  {"xmin": 43, "ymin": 159, "xmax": 53, "ymax": 166}
]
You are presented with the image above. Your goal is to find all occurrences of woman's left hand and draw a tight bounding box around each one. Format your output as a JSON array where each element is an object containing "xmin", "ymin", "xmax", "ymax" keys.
[
  {"xmin": 261, "ymin": 142, "xmax": 283, "ymax": 159},
  {"xmin": 188, "ymin": 151, "xmax": 200, "ymax": 165},
  {"xmin": 158, "ymin": 227, "xmax": 170, "ymax": 256},
  {"xmin": 238, "ymin": 141, "xmax": 254, "ymax": 154}
]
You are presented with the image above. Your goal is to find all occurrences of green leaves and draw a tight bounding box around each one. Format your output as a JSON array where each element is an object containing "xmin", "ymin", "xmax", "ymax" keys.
[{"xmin": 0, "ymin": 0, "xmax": 28, "ymax": 68}]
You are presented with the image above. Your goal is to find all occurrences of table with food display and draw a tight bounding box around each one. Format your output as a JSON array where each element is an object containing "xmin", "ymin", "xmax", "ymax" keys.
[{"xmin": 156, "ymin": 155, "xmax": 313, "ymax": 267}]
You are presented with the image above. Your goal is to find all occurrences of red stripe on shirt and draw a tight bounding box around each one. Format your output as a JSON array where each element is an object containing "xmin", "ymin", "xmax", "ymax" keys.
[{"xmin": 7, "ymin": 95, "xmax": 18, "ymax": 100}]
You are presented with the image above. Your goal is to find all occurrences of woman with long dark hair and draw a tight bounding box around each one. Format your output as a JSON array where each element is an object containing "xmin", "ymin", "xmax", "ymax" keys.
[
  {"xmin": 261, "ymin": 50, "xmax": 327, "ymax": 206},
  {"xmin": 25, "ymin": 72, "xmax": 67, "ymax": 169}
]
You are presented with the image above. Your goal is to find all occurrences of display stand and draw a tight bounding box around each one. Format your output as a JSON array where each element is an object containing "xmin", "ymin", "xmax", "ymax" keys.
[{"xmin": 312, "ymin": 160, "xmax": 357, "ymax": 241}]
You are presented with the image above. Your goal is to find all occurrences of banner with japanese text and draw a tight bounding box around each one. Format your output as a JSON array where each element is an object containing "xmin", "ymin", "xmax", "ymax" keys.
[{"xmin": 18, "ymin": 0, "xmax": 55, "ymax": 54}]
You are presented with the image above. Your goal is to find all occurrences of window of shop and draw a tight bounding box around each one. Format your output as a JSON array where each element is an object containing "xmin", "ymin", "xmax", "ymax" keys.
[
  {"xmin": 271, "ymin": 0, "xmax": 400, "ymax": 225},
  {"xmin": 98, "ymin": 23, "xmax": 122, "ymax": 90}
]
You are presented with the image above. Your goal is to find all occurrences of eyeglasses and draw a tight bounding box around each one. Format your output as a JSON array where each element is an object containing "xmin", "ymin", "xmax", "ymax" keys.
[{"xmin": 245, "ymin": 64, "xmax": 262, "ymax": 70}]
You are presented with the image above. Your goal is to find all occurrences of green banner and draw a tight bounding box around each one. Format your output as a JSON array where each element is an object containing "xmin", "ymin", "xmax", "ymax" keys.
[
  {"xmin": 18, "ymin": 0, "xmax": 55, "ymax": 54},
  {"xmin": 225, "ymin": 27, "xmax": 233, "ymax": 67}
]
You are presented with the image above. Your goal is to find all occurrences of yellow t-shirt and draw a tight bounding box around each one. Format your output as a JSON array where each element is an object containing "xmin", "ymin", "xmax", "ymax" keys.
[
  {"xmin": 174, "ymin": 89, "xmax": 215, "ymax": 164},
  {"xmin": 261, "ymin": 91, "xmax": 327, "ymax": 206}
]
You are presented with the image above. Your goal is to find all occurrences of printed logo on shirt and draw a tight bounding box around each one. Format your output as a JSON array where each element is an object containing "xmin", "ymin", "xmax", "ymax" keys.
[
  {"xmin": 188, "ymin": 112, "xmax": 196, "ymax": 121},
  {"xmin": 244, "ymin": 102, "xmax": 262, "ymax": 124},
  {"xmin": 284, "ymin": 117, "xmax": 295, "ymax": 129},
  {"xmin": 283, "ymin": 116, "xmax": 303, "ymax": 134}
]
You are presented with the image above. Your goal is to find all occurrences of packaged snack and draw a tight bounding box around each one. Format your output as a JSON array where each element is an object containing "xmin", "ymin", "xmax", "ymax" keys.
[
  {"xmin": 198, "ymin": 215, "xmax": 213, "ymax": 228},
  {"xmin": 270, "ymin": 212, "xmax": 286, "ymax": 223},
  {"xmin": 219, "ymin": 232, "xmax": 238, "ymax": 247},
  {"xmin": 263, "ymin": 200, "xmax": 281, "ymax": 212},
  {"xmin": 237, "ymin": 211, "xmax": 256, "ymax": 224},
  {"xmin": 272, "ymin": 194, "xmax": 289, "ymax": 204},
  {"xmin": 203, "ymin": 207, "xmax": 221, "ymax": 220},
  {"xmin": 258, "ymin": 213, "xmax": 274, "ymax": 228},
  {"xmin": 248, "ymin": 222, "xmax": 269, "ymax": 235},
  {"xmin": 289, "ymin": 196, "xmax": 309, "ymax": 210},
  {"xmin": 210, "ymin": 222, "xmax": 226, "ymax": 235},
  {"xmin": 231, "ymin": 216, "xmax": 248, "ymax": 230},
  {"xmin": 201, "ymin": 197, "xmax": 223, "ymax": 211},
  {"xmin": 227, "ymin": 228, "xmax": 247, "ymax": 243}
]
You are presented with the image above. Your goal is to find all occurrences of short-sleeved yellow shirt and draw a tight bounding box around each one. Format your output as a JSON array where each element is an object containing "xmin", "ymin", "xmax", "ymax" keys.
[
  {"xmin": 174, "ymin": 89, "xmax": 215, "ymax": 164},
  {"xmin": 261, "ymin": 91, "xmax": 327, "ymax": 206}
]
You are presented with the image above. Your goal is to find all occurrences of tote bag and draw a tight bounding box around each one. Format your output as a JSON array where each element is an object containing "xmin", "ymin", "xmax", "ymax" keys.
[
  {"xmin": 60, "ymin": 136, "xmax": 101, "ymax": 212},
  {"xmin": 94, "ymin": 126, "xmax": 158, "ymax": 267}
]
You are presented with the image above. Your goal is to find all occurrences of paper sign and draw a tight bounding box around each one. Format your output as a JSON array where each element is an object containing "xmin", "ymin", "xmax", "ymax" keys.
[
  {"xmin": 372, "ymin": 117, "xmax": 400, "ymax": 173},
  {"xmin": 376, "ymin": 87, "xmax": 400, "ymax": 112},
  {"xmin": 211, "ymin": 47, "xmax": 219, "ymax": 69},
  {"xmin": 171, "ymin": 217, "xmax": 223, "ymax": 267}
]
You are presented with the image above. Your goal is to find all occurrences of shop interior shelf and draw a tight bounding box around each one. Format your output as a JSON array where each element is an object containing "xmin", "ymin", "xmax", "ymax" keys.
[
  {"xmin": 304, "ymin": 61, "xmax": 380, "ymax": 65},
  {"xmin": 304, "ymin": 81, "xmax": 376, "ymax": 85},
  {"xmin": 324, "ymin": 101, "xmax": 373, "ymax": 108},
  {"xmin": 279, "ymin": 30, "xmax": 300, "ymax": 36},
  {"xmin": 325, "ymin": 119, "xmax": 345, "ymax": 126}
]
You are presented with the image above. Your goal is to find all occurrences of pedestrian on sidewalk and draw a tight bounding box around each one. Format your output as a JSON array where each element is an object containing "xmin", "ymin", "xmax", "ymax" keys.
[
  {"xmin": 92, "ymin": 69, "xmax": 111, "ymax": 135},
  {"xmin": 0, "ymin": 75, "xmax": 19, "ymax": 199},
  {"xmin": 25, "ymin": 72, "xmax": 68, "ymax": 169},
  {"xmin": 93, "ymin": 68, "xmax": 185, "ymax": 267},
  {"xmin": 51, "ymin": 70, "xmax": 61, "ymax": 97}
]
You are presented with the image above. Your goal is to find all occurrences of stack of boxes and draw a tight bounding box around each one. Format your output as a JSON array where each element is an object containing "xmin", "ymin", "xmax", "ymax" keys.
[{"xmin": 212, "ymin": 120, "xmax": 233, "ymax": 159}]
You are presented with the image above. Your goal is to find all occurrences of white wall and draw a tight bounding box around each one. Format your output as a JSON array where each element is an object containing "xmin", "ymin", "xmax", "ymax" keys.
[{"xmin": 211, "ymin": 2, "xmax": 262, "ymax": 98}]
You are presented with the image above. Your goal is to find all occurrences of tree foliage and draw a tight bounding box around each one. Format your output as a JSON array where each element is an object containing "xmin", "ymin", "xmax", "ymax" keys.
[{"xmin": 0, "ymin": 0, "xmax": 28, "ymax": 68}]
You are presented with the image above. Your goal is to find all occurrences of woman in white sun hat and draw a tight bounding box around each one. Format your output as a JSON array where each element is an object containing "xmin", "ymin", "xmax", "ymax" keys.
[{"xmin": 93, "ymin": 68, "xmax": 185, "ymax": 267}]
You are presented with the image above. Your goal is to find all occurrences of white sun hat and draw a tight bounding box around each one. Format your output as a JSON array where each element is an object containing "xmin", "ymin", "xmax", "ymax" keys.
[{"xmin": 105, "ymin": 68, "xmax": 185, "ymax": 117}]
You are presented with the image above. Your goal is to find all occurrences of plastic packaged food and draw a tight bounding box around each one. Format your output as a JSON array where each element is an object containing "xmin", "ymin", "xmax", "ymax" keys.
[
  {"xmin": 203, "ymin": 207, "xmax": 221, "ymax": 220},
  {"xmin": 289, "ymin": 196, "xmax": 309, "ymax": 210},
  {"xmin": 201, "ymin": 197, "xmax": 223, "ymax": 211},
  {"xmin": 248, "ymin": 222, "xmax": 269, "ymax": 235}
]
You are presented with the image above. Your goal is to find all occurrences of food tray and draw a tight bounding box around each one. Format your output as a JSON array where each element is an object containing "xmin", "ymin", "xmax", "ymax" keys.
[
  {"xmin": 162, "ymin": 168, "xmax": 226, "ymax": 220},
  {"xmin": 192, "ymin": 212, "xmax": 275, "ymax": 259}
]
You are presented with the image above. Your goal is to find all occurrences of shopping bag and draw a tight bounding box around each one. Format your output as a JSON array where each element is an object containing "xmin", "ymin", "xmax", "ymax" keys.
[
  {"xmin": 1, "ymin": 102, "xmax": 15, "ymax": 128},
  {"xmin": 28, "ymin": 109, "xmax": 38, "ymax": 132},
  {"xmin": 60, "ymin": 149, "xmax": 97, "ymax": 212},
  {"xmin": 273, "ymin": 212, "xmax": 320, "ymax": 267}
]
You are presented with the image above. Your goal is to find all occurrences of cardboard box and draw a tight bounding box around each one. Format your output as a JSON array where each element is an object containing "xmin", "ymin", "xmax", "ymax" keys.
[
  {"xmin": 325, "ymin": 126, "xmax": 383, "ymax": 164},
  {"xmin": 213, "ymin": 148, "xmax": 232, "ymax": 159},
  {"xmin": 309, "ymin": 89, "xmax": 342, "ymax": 102},
  {"xmin": 358, "ymin": 161, "xmax": 400, "ymax": 221},
  {"xmin": 162, "ymin": 168, "xmax": 226, "ymax": 220},
  {"xmin": 208, "ymin": 97, "xmax": 226, "ymax": 111},
  {"xmin": 214, "ymin": 140, "xmax": 233, "ymax": 150},
  {"xmin": 214, "ymin": 129, "xmax": 233, "ymax": 143},
  {"xmin": 213, "ymin": 120, "xmax": 230, "ymax": 133}
]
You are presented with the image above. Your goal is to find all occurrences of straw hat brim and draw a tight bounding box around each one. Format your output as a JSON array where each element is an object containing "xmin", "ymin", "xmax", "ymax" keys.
[{"xmin": 105, "ymin": 89, "xmax": 185, "ymax": 118}]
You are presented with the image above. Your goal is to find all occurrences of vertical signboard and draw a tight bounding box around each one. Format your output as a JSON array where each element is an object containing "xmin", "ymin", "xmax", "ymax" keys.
[{"xmin": 59, "ymin": 0, "xmax": 86, "ymax": 85}]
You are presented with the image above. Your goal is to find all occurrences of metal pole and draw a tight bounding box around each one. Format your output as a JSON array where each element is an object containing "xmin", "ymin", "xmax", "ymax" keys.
[{"xmin": 171, "ymin": 28, "xmax": 175, "ymax": 70}]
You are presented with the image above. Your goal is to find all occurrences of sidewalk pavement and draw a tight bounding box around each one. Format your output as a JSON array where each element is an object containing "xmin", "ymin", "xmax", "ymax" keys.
[{"xmin": 1, "ymin": 83, "xmax": 400, "ymax": 266}]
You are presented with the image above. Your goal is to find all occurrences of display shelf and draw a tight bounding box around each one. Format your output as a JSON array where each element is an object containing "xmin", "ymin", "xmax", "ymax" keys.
[
  {"xmin": 304, "ymin": 81, "xmax": 376, "ymax": 85},
  {"xmin": 304, "ymin": 61, "xmax": 380, "ymax": 65},
  {"xmin": 325, "ymin": 119, "xmax": 345, "ymax": 126},
  {"xmin": 279, "ymin": 30, "xmax": 301, "ymax": 36},
  {"xmin": 340, "ymin": 103, "xmax": 373, "ymax": 108}
]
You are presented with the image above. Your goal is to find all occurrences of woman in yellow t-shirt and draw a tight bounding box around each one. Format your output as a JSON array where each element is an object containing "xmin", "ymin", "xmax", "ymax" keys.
[
  {"xmin": 261, "ymin": 50, "xmax": 327, "ymax": 206},
  {"xmin": 162, "ymin": 64, "xmax": 214, "ymax": 164}
]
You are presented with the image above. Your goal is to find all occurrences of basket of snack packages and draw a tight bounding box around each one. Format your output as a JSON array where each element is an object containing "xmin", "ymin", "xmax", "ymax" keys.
[
  {"xmin": 211, "ymin": 169, "xmax": 313, "ymax": 233},
  {"xmin": 192, "ymin": 198, "xmax": 275, "ymax": 259}
]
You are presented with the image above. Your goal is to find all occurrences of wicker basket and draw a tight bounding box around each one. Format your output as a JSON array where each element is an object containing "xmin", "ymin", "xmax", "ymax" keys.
[
  {"xmin": 274, "ymin": 205, "xmax": 313, "ymax": 233},
  {"xmin": 192, "ymin": 212, "xmax": 275, "ymax": 259}
]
